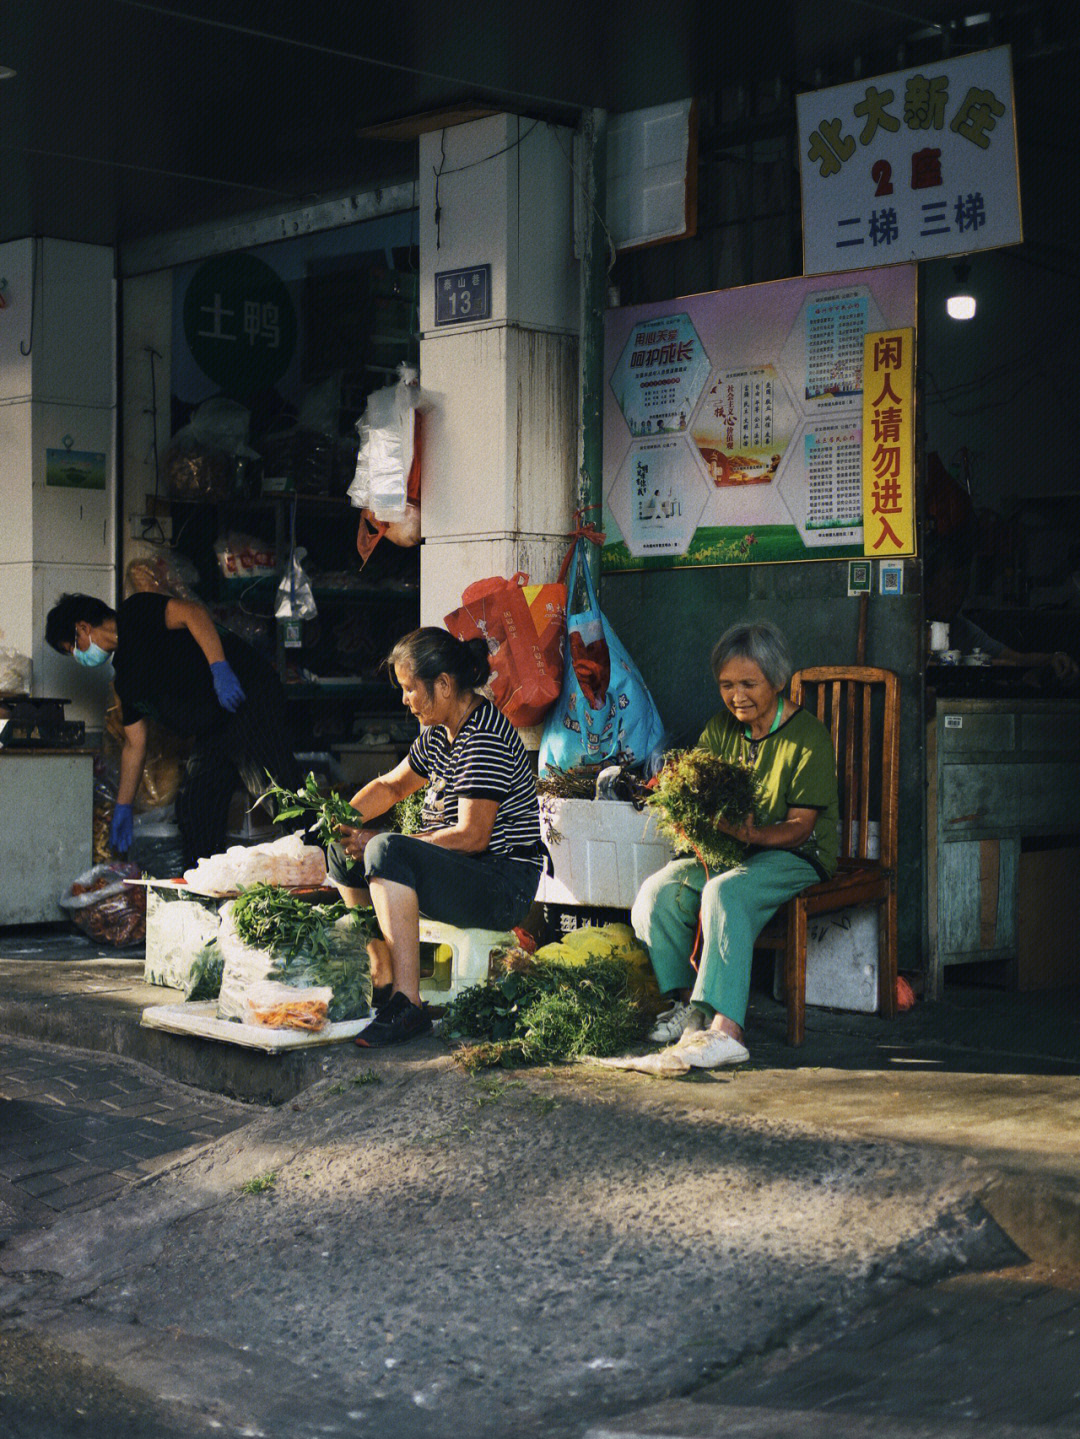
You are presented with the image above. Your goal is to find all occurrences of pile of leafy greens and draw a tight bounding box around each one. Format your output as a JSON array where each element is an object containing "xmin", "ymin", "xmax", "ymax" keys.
[{"xmin": 445, "ymin": 949, "xmax": 646, "ymax": 1070}]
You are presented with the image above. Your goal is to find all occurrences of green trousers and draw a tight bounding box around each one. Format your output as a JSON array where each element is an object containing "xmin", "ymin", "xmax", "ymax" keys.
[{"xmin": 630, "ymin": 850, "xmax": 821, "ymax": 1028}]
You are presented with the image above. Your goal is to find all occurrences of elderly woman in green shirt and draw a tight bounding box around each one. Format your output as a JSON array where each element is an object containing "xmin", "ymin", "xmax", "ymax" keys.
[{"xmin": 631, "ymin": 619, "xmax": 839, "ymax": 1070}]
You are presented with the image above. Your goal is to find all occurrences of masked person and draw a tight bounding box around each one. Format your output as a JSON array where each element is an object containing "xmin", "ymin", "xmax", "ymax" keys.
[{"xmin": 46, "ymin": 591, "xmax": 297, "ymax": 867}]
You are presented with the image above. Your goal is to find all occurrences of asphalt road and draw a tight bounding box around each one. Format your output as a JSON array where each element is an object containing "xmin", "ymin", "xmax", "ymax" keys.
[{"xmin": 1, "ymin": 1035, "xmax": 1028, "ymax": 1439}]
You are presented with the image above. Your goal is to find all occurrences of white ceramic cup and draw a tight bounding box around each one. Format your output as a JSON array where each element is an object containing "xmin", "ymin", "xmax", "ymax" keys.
[{"xmin": 929, "ymin": 621, "xmax": 950, "ymax": 652}]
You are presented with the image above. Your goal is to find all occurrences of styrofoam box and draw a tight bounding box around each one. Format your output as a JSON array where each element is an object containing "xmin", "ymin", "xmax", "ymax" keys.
[
  {"xmin": 537, "ymin": 798, "xmax": 675, "ymax": 909},
  {"xmin": 773, "ymin": 905, "xmax": 880, "ymax": 1013},
  {"xmin": 144, "ymin": 883, "xmax": 225, "ymax": 989}
]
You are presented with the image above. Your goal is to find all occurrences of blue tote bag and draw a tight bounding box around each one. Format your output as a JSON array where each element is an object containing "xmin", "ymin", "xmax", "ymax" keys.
[{"xmin": 539, "ymin": 541, "xmax": 666, "ymax": 776}]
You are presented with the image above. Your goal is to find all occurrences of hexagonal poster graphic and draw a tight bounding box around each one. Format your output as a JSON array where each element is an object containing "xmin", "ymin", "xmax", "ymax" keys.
[
  {"xmin": 777, "ymin": 283, "xmax": 887, "ymax": 414},
  {"xmin": 775, "ymin": 418, "xmax": 864, "ymax": 549},
  {"xmin": 607, "ymin": 436, "xmax": 709, "ymax": 558},
  {"xmin": 609, "ymin": 313, "xmax": 710, "ymax": 437},
  {"xmin": 690, "ymin": 365, "xmax": 798, "ymax": 493}
]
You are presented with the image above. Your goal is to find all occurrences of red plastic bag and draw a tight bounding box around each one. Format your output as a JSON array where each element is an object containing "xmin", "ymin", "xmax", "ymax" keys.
[{"xmin": 445, "ymin": 572, "xmax": 566, "ymax": 727}]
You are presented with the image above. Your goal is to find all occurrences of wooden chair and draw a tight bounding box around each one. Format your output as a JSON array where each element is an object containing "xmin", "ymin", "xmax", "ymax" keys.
[{"xmin": 759, "ymin": 666, "xmax": 900, "ymax": 1045}]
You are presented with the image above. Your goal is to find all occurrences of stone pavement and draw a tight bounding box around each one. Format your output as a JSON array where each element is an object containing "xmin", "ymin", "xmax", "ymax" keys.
[
  {"xmin": 0, "ymin": 1035, "xmax": 254, "ymax": 1245},
  {"xmin": 587, "ymin": 1263, "xmax": 1080, "ymax": 1438},
  {"xmin": 1, "ymin": 924, "xmax": 1078, "ymax": 1438}
]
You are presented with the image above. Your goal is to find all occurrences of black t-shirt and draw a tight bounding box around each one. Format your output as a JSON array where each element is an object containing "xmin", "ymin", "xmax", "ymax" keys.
[{"xmin": 112, "ymin": 593, "xmax": 269, "ymax": 735}]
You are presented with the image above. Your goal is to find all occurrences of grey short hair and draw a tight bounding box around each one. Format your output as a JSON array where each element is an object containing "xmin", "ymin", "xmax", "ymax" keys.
[{"xmin": 710, "ymin": 619, "xmax": 793, "ymax": 690}]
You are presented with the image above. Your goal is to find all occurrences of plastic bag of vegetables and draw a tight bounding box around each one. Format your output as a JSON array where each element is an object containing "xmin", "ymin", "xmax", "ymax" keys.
[{"xmin": 216, "ymin": 885, "xmax": 375, "ymax": 1025}]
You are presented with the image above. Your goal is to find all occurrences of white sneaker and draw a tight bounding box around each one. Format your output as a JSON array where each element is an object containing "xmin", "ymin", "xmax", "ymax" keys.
[
  {"xmin": 678, "ymin": 1030, "xmax": 750, "ymax": 1068},
  {"xmin": 647, "ymin": 1001, "xmax": 698, "ymax": 1044}
]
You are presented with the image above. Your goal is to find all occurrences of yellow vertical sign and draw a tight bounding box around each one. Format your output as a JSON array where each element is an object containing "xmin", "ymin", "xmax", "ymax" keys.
[{"xmin": 862, "ymin": 328, "xmax": 915, "ymax": 557}]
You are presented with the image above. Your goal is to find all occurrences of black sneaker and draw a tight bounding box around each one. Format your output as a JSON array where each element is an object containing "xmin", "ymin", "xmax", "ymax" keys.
[{"xmin": 356, "ymin": 991, "xmax": 432, "ymax": 1047}]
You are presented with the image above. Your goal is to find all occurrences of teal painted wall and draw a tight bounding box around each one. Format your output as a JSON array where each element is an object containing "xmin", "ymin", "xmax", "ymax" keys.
[{"xmin": 601, "ymin": 558, "xmax": 926, "ymax": 968}]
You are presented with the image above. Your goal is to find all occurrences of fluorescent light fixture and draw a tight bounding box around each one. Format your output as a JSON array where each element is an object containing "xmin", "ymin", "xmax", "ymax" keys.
[{"xmin": 946, "ymin": 261, "xmax": 976, "ymax": 320}]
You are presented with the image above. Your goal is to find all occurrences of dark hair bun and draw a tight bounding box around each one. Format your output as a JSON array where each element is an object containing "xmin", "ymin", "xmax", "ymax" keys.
[
  {"xmin": 464, "ymin": 636, "xmax": 490, "ymax": 687},
  {"xmin": 387, "ymin": 626, "xmax": 491, "ymax": 694}
]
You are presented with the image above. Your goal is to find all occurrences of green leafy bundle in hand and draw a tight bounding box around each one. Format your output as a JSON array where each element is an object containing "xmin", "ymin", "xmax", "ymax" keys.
[
  {"xmin": 646, "ymin": 748, "xmax": 763, "ymax": 872},
  {"xmin": 257, "ymin": 771, "xmax": 362, "ymax": 848},
  {"xmin": 390, "ymin": 789, "xmax": 425, "ymax": 835}
]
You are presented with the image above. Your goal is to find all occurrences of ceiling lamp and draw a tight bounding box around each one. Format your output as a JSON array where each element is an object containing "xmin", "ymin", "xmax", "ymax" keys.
[
  {"xmin": 0, "ymin": 67, "xmax": 16, "ymax": 81},
  {"xmin": 946, "ymin": 261, "xmax": 976, "ymax": 321}
]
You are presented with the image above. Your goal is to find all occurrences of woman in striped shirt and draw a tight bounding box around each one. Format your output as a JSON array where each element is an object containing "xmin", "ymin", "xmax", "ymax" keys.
[{"xmin": 328, "ymin": 628, "xmax": 543, "ymax": 1047}]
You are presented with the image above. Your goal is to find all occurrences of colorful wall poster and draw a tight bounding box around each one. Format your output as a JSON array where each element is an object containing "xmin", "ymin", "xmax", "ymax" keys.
[
  {"xmin": 45, "ymin": 448, "xmax": 107, "ymax": 490},
  {"xmin": 602, "ymin": 265, "xmax": 916, "ymax": 572},
  {"xmin": 797, "ymin": 45, "xmax": 1021, "ymax": 275}
]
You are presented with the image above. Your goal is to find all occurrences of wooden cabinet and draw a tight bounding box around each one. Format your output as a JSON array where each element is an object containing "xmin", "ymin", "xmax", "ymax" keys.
[{"xmin": 926, "ymin": 699, "xmax": 1080, "ymax": 993}]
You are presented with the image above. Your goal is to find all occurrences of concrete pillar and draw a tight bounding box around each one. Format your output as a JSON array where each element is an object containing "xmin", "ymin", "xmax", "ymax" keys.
[
  {"xmin": 119, "ymin": 270, "xmax": 173, "ymax": 578},
  {"xmin": 418, "ymin": 115, "xmax": 580, "ymax": 628},
  {"xmin": 0, "ymin": 238, "xmax": 116, "ymax": 728}
]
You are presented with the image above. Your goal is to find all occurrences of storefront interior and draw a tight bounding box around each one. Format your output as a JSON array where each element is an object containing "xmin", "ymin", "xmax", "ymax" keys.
[{"xmin": 2, "ymin": 1, "xmax": 1078, "ymax": 990}]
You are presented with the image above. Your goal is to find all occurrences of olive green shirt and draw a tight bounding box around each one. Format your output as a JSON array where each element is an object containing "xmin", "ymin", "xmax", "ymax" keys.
[{"xmin": 697, "ymin": 706, "xmax": 839, "ymax": 879}]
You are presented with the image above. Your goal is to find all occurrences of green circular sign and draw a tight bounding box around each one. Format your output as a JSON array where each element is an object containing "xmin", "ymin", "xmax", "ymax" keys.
[{"xmin": 183, "ymin": 253, "xmax": 297, "ymax": 398}]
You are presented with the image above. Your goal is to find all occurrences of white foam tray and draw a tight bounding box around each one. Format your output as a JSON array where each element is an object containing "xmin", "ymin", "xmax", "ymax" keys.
[{"xmin": 141, "ymin": 1000, "xmax": 373, "ymax": 1051}]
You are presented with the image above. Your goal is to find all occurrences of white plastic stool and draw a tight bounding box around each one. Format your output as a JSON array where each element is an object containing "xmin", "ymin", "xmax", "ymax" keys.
[{"xmin": 417, "ymin": 918, "xmax": 515, "ymax": 1003}]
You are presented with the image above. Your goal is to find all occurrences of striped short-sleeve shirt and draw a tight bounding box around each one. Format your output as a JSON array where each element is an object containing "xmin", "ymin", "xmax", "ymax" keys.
[{"xmin": 407, "ymin": 698, "xmax": 542, "ymax": 868}]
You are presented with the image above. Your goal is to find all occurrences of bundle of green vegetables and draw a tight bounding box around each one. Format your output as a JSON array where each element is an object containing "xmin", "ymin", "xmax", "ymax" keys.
[
  {"xmin": 445, "ymin": 949, "xmax": 646, "ymax": 1070},
  {"xmin": 258, "ymin": 770, "xmax": 426, "ymax": 847},
  {"xmin": 230, "ymin": 882, "xmax": 376, "ymax": 1021},
  {"xmin": 646, "ymin": 748, "xmax": 763, "ymax": 872},
  {"xmin": 258, "ymin": 771, "xmax": 361, "ymax": 847},
  {"xmin": 390, "ymin": 788, "xmax": 425, "ymax": 835}
]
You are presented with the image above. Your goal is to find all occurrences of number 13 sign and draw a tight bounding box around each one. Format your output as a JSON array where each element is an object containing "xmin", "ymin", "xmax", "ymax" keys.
[{"xmin": 434, "ymin": 265, "xmax": 492, "ymax": 326}]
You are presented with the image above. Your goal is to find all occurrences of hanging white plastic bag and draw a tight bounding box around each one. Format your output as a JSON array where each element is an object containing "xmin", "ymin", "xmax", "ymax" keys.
[
  {"xmin": 348, "ymin": 364, "xmax": 426, "ymax": 522},
  {"xmin": 275, "ymin": 547, "xmax": 318, "ymax": 622}
]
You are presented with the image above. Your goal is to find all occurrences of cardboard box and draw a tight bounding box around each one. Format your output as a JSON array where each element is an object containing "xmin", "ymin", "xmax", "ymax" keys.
[{"xmin": 773, "ymin": 905, "xmax": 880, "ymax": 1013}]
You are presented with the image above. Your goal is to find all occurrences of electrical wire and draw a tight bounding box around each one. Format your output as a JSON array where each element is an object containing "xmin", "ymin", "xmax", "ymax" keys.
[
  {"xmin": 111, "ymin": 0, "xmax": 581, "ymax": 115},
  {"xmin": 545, "ymin": 122, "xmax": 618, "ymax": 274},
  {"xmin": 137, "ymin": 347, "xmax": 168, "ymax": 546},
  {"xmin": 2, "ymin": 142, "xmax": 299, "ymax": 200},
  {"xmin": 19, "ymin": 238, "xmax": 37, "ymax": 356},
  {"xmin": 432, "ymin": 120, "xmax": 543, "ymax": 251},
  {"xmin": 436, "ymin": 119, "xmax": 541, "ymax": 176}
]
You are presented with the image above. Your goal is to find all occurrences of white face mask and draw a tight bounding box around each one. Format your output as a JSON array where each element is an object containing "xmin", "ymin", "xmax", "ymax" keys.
[{"xmin": 73, "ymin": 638, "xmax": 110, "ymax": 668}]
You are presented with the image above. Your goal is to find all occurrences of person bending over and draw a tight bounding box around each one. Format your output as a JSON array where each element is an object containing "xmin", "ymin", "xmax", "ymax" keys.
[{"xmin": 46, "ymin": 591, "xmax": 296, "ymax": 867}]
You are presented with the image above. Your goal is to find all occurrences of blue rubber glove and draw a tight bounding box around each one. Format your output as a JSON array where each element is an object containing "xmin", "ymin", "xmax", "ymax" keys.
[
  {"xmin": 210, "ymin": 660, "xmax": 246, "ymax": 712},
  {"xmin": 110, "ymin": 803, "xmax": 134, "ymax": 854}
]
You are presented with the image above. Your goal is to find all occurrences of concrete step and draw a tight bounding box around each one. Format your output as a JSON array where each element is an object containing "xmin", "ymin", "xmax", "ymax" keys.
[{"xmin": 0, "ymin": 950, "xmax": 334, "ymax": 1105}]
